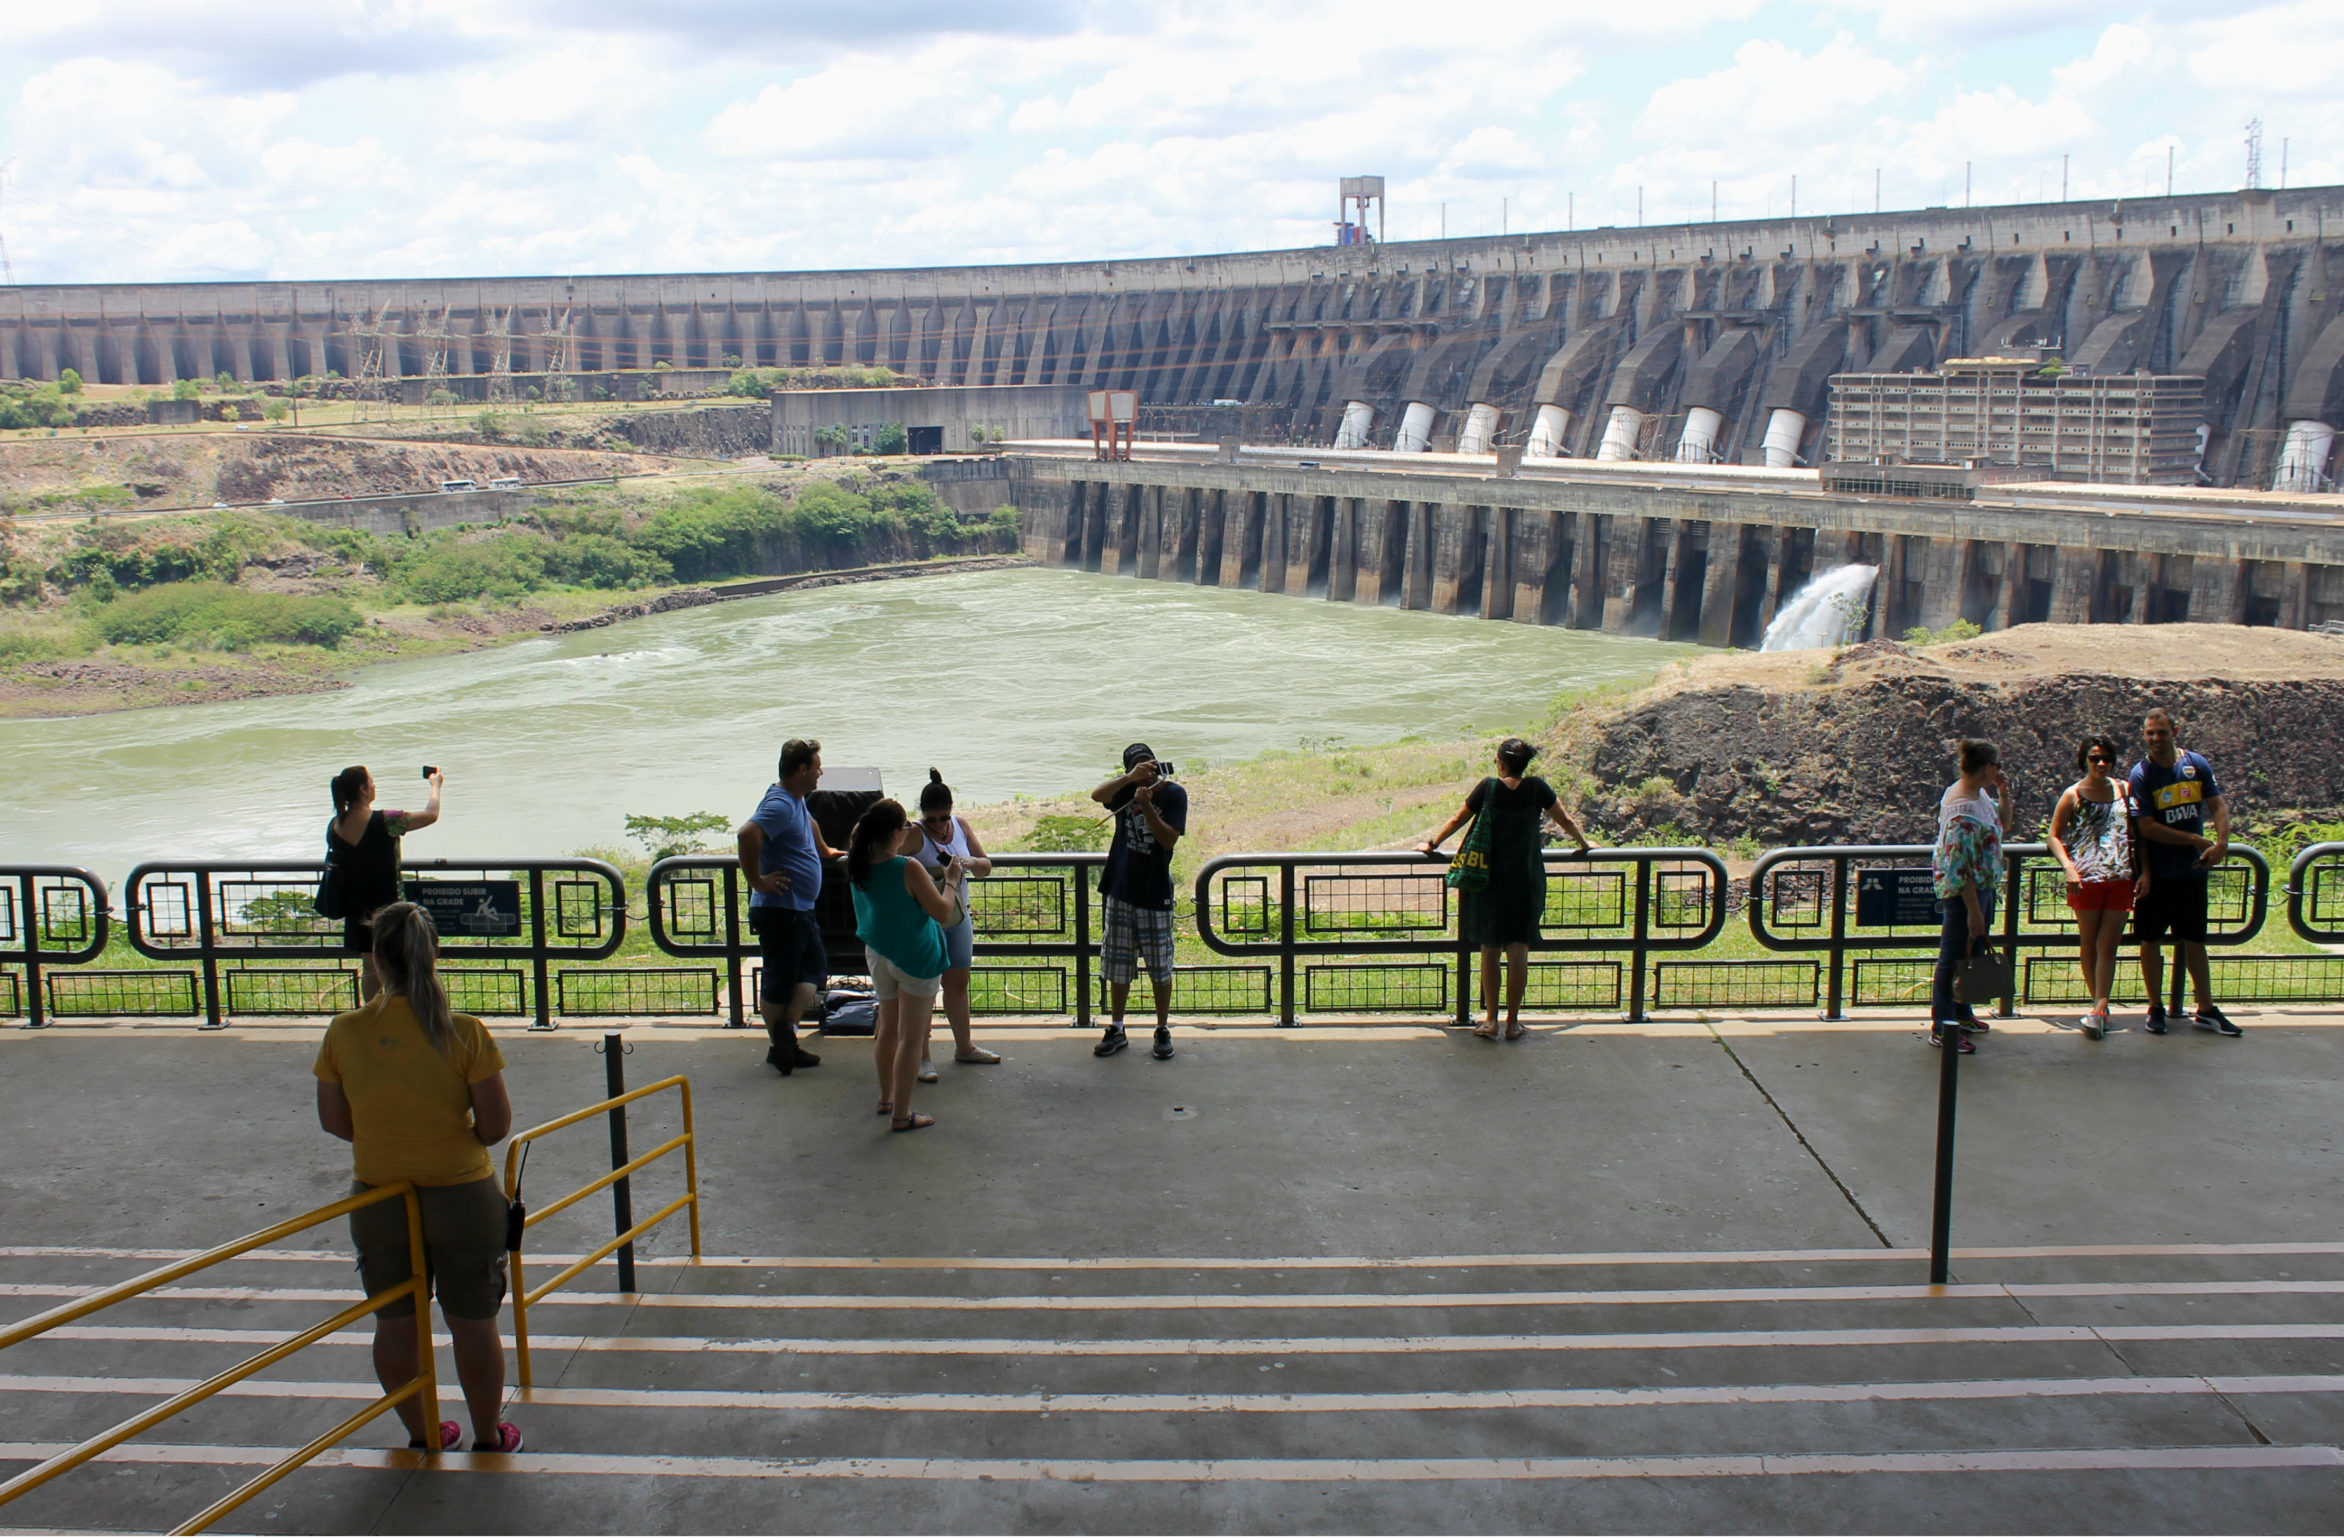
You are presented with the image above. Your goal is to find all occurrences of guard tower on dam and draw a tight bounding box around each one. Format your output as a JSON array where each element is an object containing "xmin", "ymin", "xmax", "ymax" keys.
[{"xmin": 9, "ymin": 185, "xmax": 2344, "ymax": 492}]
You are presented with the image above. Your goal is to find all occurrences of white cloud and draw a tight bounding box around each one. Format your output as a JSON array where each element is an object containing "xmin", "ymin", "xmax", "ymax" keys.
[{"xmin": 0, "ymin": 0, "xmax": 2333, "ymax": 284}]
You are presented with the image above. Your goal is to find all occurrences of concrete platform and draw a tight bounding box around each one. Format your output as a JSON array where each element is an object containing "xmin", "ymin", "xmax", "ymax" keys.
[{"xmin": 1, "ymin": 1007, "xmax": 2340, "ymax": 1532}]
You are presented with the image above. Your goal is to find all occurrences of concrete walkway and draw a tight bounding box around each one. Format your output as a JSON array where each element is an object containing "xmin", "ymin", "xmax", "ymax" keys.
[{"xmin": 0, "ymin": 1007, "xmax": 2339, "ymax": 1532}]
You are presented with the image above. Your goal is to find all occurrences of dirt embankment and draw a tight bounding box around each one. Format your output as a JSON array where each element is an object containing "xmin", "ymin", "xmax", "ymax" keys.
[
  {"xmin": 1572, "ymin": 625, "xmax": 2344, "ymax": 845},
  {"xmin": 0, "ymin": 433, "xmax": 696, "ymax": 511}
]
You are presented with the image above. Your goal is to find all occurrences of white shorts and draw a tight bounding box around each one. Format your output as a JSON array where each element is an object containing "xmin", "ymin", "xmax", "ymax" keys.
[{"xmin": 865, "ymin": 947, "xmax": 941, "ymax": 1001}]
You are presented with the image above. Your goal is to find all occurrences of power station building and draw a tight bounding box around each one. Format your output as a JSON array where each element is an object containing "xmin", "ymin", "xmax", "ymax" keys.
[{"xmin": 5, "ymin": 185, "xmax": 2344, "ymax": 492}]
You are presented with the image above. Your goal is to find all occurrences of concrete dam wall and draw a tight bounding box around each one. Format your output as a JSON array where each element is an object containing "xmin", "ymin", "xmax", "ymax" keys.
[{"xmin": 10, "ymin": 187, "xmax": 2344, "ymax": 490}]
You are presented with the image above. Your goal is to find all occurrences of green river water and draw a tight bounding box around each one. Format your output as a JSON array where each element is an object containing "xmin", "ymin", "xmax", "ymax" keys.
[{"xmin": 0, "ymin": 567, "xmax": 1689, "ymax": 879}]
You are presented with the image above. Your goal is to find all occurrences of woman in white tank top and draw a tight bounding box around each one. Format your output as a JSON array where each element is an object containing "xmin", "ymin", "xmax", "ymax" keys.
[{"xmin": 914, "ymin": 770, "xmax": 1001, "ymax": 1081}]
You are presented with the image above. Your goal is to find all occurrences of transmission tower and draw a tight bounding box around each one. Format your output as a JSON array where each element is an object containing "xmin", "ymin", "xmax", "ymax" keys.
[
  {"xmin": 2245, "ymin": 119, "xmax": 2264, "ymax": 189},
  {"xmin": 484, "ymin": 305, "xmax": 515, "ymax": 403},
  {"xmin": 335, "ymin": 308, "xmax": 393, "ymax": 422}
]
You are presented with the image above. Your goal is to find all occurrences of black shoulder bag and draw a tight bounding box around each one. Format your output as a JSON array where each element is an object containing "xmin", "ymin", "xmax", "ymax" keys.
[{"xmin": 313, "ymin": 833, "xmax": 348, "ymax": 920}]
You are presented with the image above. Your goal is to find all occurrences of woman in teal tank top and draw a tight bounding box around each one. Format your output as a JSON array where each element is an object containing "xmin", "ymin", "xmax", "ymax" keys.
[{"xmin": 846, "ymin": 799, "xmax": 962, "ymax": 1132}]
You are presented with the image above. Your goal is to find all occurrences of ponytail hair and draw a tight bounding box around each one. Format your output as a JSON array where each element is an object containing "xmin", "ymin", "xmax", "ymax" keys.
[
  {"xmin": 330, "ymin": 765, "xmax": 369, "ymax": 816},
  {"xmin": 918, "ymin": 768, "xmax": 953, "ymax": 814},
  {"xmin": 371, "ymin": 901, "xmax": 454, "ymax": 1055},
  {"xmin": 846, "ymin": 799, "xmax": 909, "ymax": 888}
]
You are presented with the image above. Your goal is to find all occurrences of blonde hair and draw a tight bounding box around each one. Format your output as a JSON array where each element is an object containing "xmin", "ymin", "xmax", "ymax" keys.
[{"xmin": 371, "ymin": 901, "xmax": 454, "ymax": 1054}]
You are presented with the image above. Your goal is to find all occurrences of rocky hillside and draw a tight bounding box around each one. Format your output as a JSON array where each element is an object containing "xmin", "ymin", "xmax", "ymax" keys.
[{"xmin": 1572, "ymin": 625, "xmax": 2344, "ymax": 845}]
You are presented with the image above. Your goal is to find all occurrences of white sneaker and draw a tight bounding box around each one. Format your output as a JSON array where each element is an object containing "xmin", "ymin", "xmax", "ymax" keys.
[
  {"xmin": 954, "ymin": 1045, "xmax": 1002, "ymax": 1064},
  {"xmin": 916, "ymin": 1058, "xmax": 939, "ymax": 1083}
]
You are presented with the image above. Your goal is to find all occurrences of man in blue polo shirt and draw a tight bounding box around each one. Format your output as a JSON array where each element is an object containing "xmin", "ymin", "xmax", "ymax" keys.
[
  {"xmin": 2127, "ymin": 707, "xmax": 2238, "ymax": 1037},
  {"xmin": 737, "ymin": 738, "xmax": 843, "ymax": 1074}
]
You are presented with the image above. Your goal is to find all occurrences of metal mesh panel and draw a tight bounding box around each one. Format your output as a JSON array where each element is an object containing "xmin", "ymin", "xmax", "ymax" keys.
[
  {"xmin": 2026, "ymin": 952, "xmax": 2344, "ymax": 1005},
  {"xmin": 556, "ymin": 968, "xmax": 717, "ymax": 1017},
  {"xmin": 1851, "ymin": 957, "xmax": 1936, "ymax": 1007},
  {"xmin": 2023, "ymin": 865, "xmax": 2074, "ymax": 928},
  {"xmin": 1766, "ymin": 868, "xmax": 1827, "ymax": 930},
  {"xmin": 1301, "ymin": 873, "xmax": 1447, "ymax": 935},
  {"xmin": 0, "ymin": 970, "xmax": 20, "ymax": 1018},
  {"xmin": 1519, "ymin": 962, "xmax": 1622, "ymax": 1009},
  {"xmin": 37, "ymin": 884, "xmax": 94, "ymax": 947},
  {"xmin": 444, "ymin": 968, "xmax": 530, "ymax": 1017},
  {"xmin": 969, "ymin": 876, "xmax": 1067, "ymax": 936},
  {"xmin": 218, "ymin": 878, "xmax": 338, "ymax": 942},
  {"xmin": 1653, "ymin": 869, "xmax": 1712, "ymax": 932},
  {"xmin": 1218, "ymin": 875, "xmax": 1274, "ymax": 936},
  {"xmin": 224, "ymin": 967, "xmax": 360, "ymax": 1017},
  {"xmin": 46, "ymin": 970, "xmax": 199, "ymax": 1018},
  {"xmin": 2311, "ymin": 863, "xmax": 2344, "ymax": 929},
  {"xmin": 1653, "ymin": 960, "xmax": 1819, "ymax": 1009},
  {"xmin": 142, "ymin": 880, "xmax": 196, "ymax": 942},
  {"xmin": 2207, "ymin": 865, "xmax": 2253, "ymax": 927},
  {"xmin": 661, "ymin": 875, "xmax": 724, "ymax": 942},
  {"xmin": 1303, "ymin": 962, "xmax": 1447, "ymax": 1014},
  {"xmin": 554, "ymin": 880, "xmax": 606, "ymax": 940},
  {"xmin": 968, "ymin": 966, "xmax": 1069, "ymax": 1016},
  {"xmin": 0, "ymin": 886, "xmax": 13, "ymax": 945},
  {"xmin": 1544, "ymin": 868, "xmax": 1627, "ymax": 930},
  {"xmin": 1096, "ymin": 966, "xmax": 1272, "ymax": 1015}
]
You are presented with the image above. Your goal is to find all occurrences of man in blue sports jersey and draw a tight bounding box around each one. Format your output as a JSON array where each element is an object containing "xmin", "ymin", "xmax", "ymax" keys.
[{"xmin": 2127, "ymin": 707, "xmax": 2239, "ymax": 1037}]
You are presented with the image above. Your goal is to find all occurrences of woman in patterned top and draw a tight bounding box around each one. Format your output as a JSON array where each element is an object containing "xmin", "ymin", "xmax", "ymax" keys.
[
  {"xmin": 2048, "ymin": 734, "xmax": 2137, "ymax": 1041},
  {"xmin": 1930, "ymin": 740, "xmax": 2006, "ymax": 1054}
]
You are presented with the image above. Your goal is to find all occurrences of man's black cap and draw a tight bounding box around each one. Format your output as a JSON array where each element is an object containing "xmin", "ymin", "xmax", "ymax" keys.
[{"xmin": 1123, "ymin": 742, "xmax": 1157, "ymax": 770}]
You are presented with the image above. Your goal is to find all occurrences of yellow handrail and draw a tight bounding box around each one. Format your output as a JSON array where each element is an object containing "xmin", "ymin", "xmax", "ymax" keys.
[
  {"xmin": 0, "ymin": 1182, "xmax": 440, "ymax": 1536},
  {"xmin": 503, "ymin": 1073, "xmax": 700, "ymax": 1387}
]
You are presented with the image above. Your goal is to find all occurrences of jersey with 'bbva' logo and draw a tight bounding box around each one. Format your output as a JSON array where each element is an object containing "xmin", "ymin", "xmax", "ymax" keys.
[{"xmin": 2128, "ymin": 750, "xmax": 2221, "ymax": 880}]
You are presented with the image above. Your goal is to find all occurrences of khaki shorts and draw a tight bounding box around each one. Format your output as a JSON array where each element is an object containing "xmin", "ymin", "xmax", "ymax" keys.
[
  {"xmin": 348, "ymin": 1176, "xmax": 509, "ymax": 1322},
  {"xmin": 865, "ymin": 947, "xmax": 941, "ymax": 1001}
]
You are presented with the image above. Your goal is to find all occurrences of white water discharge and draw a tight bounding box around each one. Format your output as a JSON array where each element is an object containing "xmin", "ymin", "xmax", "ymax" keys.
[{"xmin": 1760, "ymin": 564, "xmax": 1879, "ymax": 652}]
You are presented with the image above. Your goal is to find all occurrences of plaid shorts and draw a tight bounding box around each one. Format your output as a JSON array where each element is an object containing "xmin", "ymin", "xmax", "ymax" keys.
[{"xmin": 1101, "ymin": 896, "xmax": 1175, "ymax": 984}]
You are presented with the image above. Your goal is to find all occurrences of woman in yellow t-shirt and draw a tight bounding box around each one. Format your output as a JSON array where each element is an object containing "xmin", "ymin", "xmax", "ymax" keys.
[{"xmin": 314, "ymin": 901, "xmax": 522, "ymax": 1454}]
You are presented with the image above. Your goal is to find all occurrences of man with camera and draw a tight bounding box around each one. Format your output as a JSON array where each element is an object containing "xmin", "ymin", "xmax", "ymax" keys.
[{"xmin": 1090, "ymin": 742, "xmax": 1187, "ymax": 1060}]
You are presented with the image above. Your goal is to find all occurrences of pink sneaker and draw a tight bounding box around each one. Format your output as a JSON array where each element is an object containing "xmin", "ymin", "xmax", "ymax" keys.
[
  {"xmin": 409, "ymin": 1419, "xmax": 461, "ymax": 1452},
  {"xmin": 474, "ymin": 1423, "xmax": 524, "ymax": 1453}
]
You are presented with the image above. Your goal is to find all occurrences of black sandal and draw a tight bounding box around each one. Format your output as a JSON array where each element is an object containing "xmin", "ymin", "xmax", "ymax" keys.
[{"xmin": 890, "ymin": 1112, "xmax": 936, "ymax": 1133}]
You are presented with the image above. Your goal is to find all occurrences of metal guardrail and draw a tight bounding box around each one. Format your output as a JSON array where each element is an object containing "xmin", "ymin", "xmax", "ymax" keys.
[
  {"xmin": 2288, "ymin": 842, "xmax": 2344, "ymax": 945},
  {"xmin": 120, "ymin": 857, "xmax": 626, "ymax": 1029},
  {"xmin": 646, "ymin": 852, "xmax": 1111, "ymax": 1028},
  {"xmin": 1192, "ymin": 848, "xmax": 1731, "ymax": 1025},
  {"xmin": 0, "ymin": 865, "xmax": 109, "ymax": 1029},
  {"xmin": 0, "ymin": 1182, "xmax": 438, "ymax": 1534},
  {"xmin": 1749, "ymin": 843, "xmax": 2276, "ymax": 1020},
  {"xmin": 504, "ymin": 1071, "xmax": 700, "ymax": 1388}
]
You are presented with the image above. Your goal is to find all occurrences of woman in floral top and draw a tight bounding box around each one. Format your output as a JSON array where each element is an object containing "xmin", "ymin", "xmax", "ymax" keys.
[{"xmin": 1930, "ymin": 740, "xmax": 2006, "ymax": 1052}]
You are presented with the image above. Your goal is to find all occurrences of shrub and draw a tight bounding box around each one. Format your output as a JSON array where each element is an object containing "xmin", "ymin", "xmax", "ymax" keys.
[
  {"xmin": 473, "ymin": 408, "xmax": 508, "ymax": 440},
  {"xmin": 624, "ymin": 811, "xmax": 731, "ymax": 861},
  {"xmin": 172, "ymin": 379, "xmax": 201, "ymax": 401},
  {"xmin": 263, "ymin": 398, "xmax": 290, "ymax": 422},
  {"xmin": 543, "ymin": 532, "xmax": 669, "ymax": 590},
  {"xmin": 92, "ymin": 582, "xmax": 362, "ymax": 650},
  {"xmin": 1903, "ymin": 619, "xmax": 1984, "ymax": 647},
  {"xmin": 0, "ymin": 384, "xmax": 76, "ymax": 430},
  {"xmin": 389, "ymin": 532, "xmax": 547, "ymax": 603},
  {"xmin": 1020, "ymin": 813, "xmax": 1112, "ymax": 852},
  {"xmin": 57, "ymin": 368, "xmax": 82, "ymax": 395},
  {"xmin": 872, "ymin": 422, "xmax": 908, "ymax": 455}
]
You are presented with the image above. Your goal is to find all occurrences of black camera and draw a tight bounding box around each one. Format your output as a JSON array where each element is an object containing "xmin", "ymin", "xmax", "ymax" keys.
[
  {"xmin": 1142, "ymin": 760, "xmax": 1175, "ymax": 778},
  {"xmin": 422, "ymin": 765, "xmax": 439, "ymax": 778}
]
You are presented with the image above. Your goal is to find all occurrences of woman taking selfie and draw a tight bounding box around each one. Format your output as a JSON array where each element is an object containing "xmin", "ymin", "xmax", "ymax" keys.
[
  {"xmin": 847, "ymin": 799, "xmax": 963, "ymax": 1133},
  {"xmin": 326, "ymin": 765, "xmax": 443, "ymax": 999}
]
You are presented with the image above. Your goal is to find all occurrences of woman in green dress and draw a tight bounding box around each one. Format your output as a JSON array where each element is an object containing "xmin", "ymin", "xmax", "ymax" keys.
[{"xmin": 1419, "ymin": 737, "xmax": 1593, "ymax": 1039}]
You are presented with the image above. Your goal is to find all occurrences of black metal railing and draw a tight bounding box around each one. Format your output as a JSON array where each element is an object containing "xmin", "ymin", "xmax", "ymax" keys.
[
  {"xmin": 1192, "ymin": 848, "xmax": 1731, "ymax": 1025},
  {"xmin": 645, "ymin": 853, "xmax": 1109, "ymax": 1028},
  {"xmin": 1748, "ymin": 843, "xmax": 2277, "ymax": 1020},
  {"xmin": 121, "ymin": 858, "xmax": 626, "ymax": 1029},
  {"xmin": 0, "ymin": 866, "xmax": 111, "ymax": 1029},
  {"xmin": 2289, "ymin": 842, "xmax": 2344, "ymax": 946}
]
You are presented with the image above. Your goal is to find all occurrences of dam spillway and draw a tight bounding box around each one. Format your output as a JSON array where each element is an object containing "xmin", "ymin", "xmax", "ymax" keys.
[
  {"xmin": 975, "ymin": 446, "xmax": 2344, "ymax": 643},
  {"xmin": 11, "ymin": 186, "xmax": 2344, "ymax": 491}
]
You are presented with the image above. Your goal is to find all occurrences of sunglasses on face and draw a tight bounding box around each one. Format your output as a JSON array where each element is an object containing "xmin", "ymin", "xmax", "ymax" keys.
[{"xmin": 2087, "ymin": 753, "xmax": 2114, "ymax": 764}]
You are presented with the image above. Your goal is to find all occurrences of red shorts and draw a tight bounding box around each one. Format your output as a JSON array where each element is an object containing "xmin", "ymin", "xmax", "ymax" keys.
[{"xmin": 2066, "ymin": 879, "xmax": 2134, "ymax": 914}]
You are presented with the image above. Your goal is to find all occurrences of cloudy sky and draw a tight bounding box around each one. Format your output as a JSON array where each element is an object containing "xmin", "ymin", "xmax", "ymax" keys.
[{"xmin": 0, "ymin": 0, "xmax": 2335, "ymax": 285}]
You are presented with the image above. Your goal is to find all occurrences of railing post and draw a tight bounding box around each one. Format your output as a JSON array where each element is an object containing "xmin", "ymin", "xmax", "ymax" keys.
[
  {"xmin": 1998, "ymin": 854, "xmax": 2022, "ymax": 1018},
  {"xmin": 1073, "ymin": 862, "xmax": 1092, "ymax": 1030},
  {"xmin": 528, "ymin": 867, "xmax": 553, "ymax": 1030},
  {"xmin": 405, "ymin": 1187, "xmax": 443, "ymax": 1447},
  {"xmin": 1928, "ymin": 997, "xmax": 1962, "ymax": 1285},
  {"xmin": 1280, "ymin": 862, "xmax": 1298, "ymax": 1027},
  {"xmin": 1823, "ymin": 855, "xmax": 1848, "ymax": 1022},
  {"xmin": 602, "ymin": 1032, "xmax": 636, "ymax": 1294},
  {"xmin": 22, "ymin": 872, "xmax": 44, "ymax": 1030},
  {"xmin": 721, "ymin": 865, "xmax": 746, "ymax": 1028},
  {"xmin": 1626, "ymin": 854, "xmax": 1651, "ymax": 1024},
  {"xmin": 194, "ymin": 868, "xmax": 223, "ymax": 1028}
]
